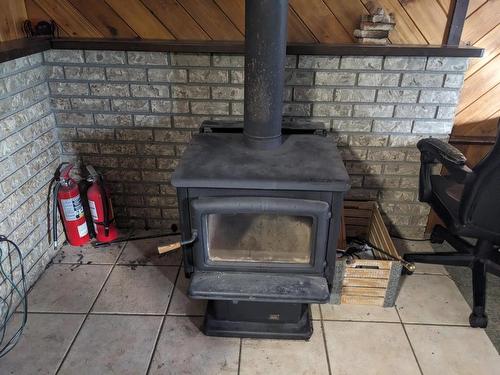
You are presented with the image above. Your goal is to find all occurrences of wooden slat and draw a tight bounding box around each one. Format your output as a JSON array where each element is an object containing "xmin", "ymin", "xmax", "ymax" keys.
[
  {"xmin": 346, "ymin": 226, "xmax": 368, "ymax": 237},
  {"xmin": 344, "ymin": 208, "xmax": 372, "ymax": 218},
  {"xmin": 214, "ymin": 0, "xmax": 244, "ymax": 34},
  {"xmin": 455, "ymin": 83, "xmax": 500, "ymax": 126},
  {"xmin": 361, "ymin": 0, "xmax": 427, "ymax": 44},
  {"xmin": 178, "ymin": 0, "xmax": 243, "ymax": 41},
  {"xmin": 25, "ymin": 0, "xmax": 70, "ymax": 36},
  {"xmin": 342, "ymin": 286, "xmax": 387, "ymax": 298},
  {"xmin": 467, "ymin": 0, "xmax": 489, "ymax": 15},
  {"xmin": 453, "ymin": 113, "xmax": 500, "ymax": 138},
  {"xmin": 104, "ymin": 0, "xmax": 174, "ymax": 39},
  {"xmin": 340, "ymin": 295, "xmax": 385, "ymax": 306},
  {"xmin": 322, "ymin": 0, "xmax": 369, "ymax": 41},
  {"xmin": 344, "ymin": 201, "xmax": 375, "ymax": 210},
  {"xmin": 342, "ymin": 277, "xmax": 389, "ymax": 288},
  {"xmin": 337, "ymin": 211, "xmax": 347, "ymax": 250},
  {"xmin": 465, "ymin": 24, "xmax": 500, "ymax": 79},
  {"xmin": 368, "ymin": 205, "xmax": 399, "ymax": 260},
  {"xmin": 345, "ymin": 216, "xmax": 370, "ymax": 226},
  {"xmin": 26, "ymin": 0, "xmax": 51, "ymax": 23},
  {"xmin": 369, "ymin": 213, "xmax": 389, "ymax": 260},
  {"xmin": 458, "ymin": 54, "xmax": 500, "ymax": 112},
  {"xmin": 453, "ymin": 140, "xmax": 496, "ymax": 165},
  {"xmin": 141, "ymin": 0, "xmax": 209, "ymax": 40},
  {"xmin": 67, "ymin": 0, "xmax": 136, "ymax": 38},
  {"xmin": 461, "ymin": 0, "xmax": 500, "ymax": 45},
  {"xmin": 34, "ymin": 0, "xmax": 102, "ymax": 37},
  {"xmin": 344, "ymin": 267, "xmax": 391, "ymax": 279},
  {"xmin": 0, "ymin": 0, "xmax": 27, "ymax": 41},
  {"xmin": 289, "ymin": 0, "xmax": 352, "ymax": 43},
  {"xmin": 287, "ymin": 7, "xmax": 317, "ymax": 43},
  {"xmin": 438, "ymin": 0, "xmax": 453, "ymax": 13},
  {"xmin": 400, "ymin": 0, "xmax": 449, "ymax": 44},
  {"xmin": 345, "ymin": 259, "xmax": 392, "ymax": 270}
]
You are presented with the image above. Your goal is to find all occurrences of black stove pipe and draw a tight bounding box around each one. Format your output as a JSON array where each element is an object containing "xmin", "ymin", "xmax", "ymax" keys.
[{"xmin": 243, "ymin": 0, "xmax": 288, "ymax": 149}]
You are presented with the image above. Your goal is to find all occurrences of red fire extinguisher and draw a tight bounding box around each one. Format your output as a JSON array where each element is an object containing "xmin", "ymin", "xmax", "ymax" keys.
[
  {"xmin": 86, "ymin": 165, "xmax": 118, "ymax": 243},
  {"xmin": 53, "ymin": 163, "xmax": 90, "ymax": 247}
]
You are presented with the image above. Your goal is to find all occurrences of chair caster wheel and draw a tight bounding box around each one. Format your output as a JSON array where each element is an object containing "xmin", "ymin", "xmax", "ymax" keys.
[
  {"xmin": 469, "ymin": 313, "xmax": 488, "ymax": 328},
  {"xmin": 430, "ymin": 234, "xmax": 444, "ymax": 244},
  {"xmin": 401, "ymin": 267, "xmax": 414, "ymax": 276}
]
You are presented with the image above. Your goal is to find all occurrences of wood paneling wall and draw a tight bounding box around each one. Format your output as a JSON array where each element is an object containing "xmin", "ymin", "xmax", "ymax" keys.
[
  {"xmin": 20, "ymin": 0, "xmax": 455, "ymax": 44},
  {"xmin": 454, "ymin": 0, "xmax": 500, "ymax": 138}
]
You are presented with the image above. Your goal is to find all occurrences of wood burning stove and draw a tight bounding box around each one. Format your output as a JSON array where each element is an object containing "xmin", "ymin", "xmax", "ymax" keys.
[{"xmin": 171, "ymin": 0, "xmax": 350, "ymax": 339}]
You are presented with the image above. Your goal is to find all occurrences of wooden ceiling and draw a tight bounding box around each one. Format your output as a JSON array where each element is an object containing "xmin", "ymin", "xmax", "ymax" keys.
[{"xmin": 21, "ymin": 0, "xmax": 455, "ymax": 44}]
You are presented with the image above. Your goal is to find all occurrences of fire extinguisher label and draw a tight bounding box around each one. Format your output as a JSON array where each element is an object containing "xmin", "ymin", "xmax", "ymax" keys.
[
  {"xmin": 88, "ymin": 200, "xmax": 98, "ymax": 220},
  {"xmin": 60, "ymin": 196, "xmax": 85, "ymax": 221},
  {"xmin": 77, "ymin": 222, "xmax": 89, "ymax": 238}
]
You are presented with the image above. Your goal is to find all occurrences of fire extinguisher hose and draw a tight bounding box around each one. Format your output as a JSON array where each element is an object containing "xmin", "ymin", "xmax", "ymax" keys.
[
  {"xmin": 52, "ymin": 181, "xmax": 60, "ymax": 250},
  {"xmin": 99, "ymin": 176, "xmax": 112, "ymax": 237},
  {"xmin": 50, "ymin": 162, "xmax": 69, "ymax": 250}
]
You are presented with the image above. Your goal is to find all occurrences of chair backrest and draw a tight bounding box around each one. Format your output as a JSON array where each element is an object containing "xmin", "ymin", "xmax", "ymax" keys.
[{"xmin": 459, "ymin": 123, "xmax": 500, "ymax": 237}]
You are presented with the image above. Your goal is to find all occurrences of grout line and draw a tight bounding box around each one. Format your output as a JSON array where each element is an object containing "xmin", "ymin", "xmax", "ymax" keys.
[
  {"xmin": 402, "ymin": 322, "xmax": 470, "ymax": 328},
  {"xmin": 54, "ymin": 241, "xmax": 128, "ymax": 374},
  {"xmin": 86, "ymin": 311, "xmax": 166, "ymax": 317},
  {"xmin": 166, "ymin": 312, "xmax": 204, "ymax": 317},
  {"xmin": 396, "ymin": 307, "xmax": 424, "ymax": 375},
  {"xmin": 321, "ymin": 318, "xmax": 403, "ymax": 324},
  {"xmin": 145, "ymin": 264, "xmax": 182, "ymax": 375},
  {"xmin": 237, "ymin": 338, "xmax": 243, "ymax": 375},
  {"xmin": 319, "ymin": 305, "xmax": 333, "ymax": 375}
]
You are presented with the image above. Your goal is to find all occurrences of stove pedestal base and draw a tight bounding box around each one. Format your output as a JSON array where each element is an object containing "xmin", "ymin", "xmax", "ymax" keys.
[{"xmin": 203, "ymin": 300, "xmax": 313, "ymax": 340}]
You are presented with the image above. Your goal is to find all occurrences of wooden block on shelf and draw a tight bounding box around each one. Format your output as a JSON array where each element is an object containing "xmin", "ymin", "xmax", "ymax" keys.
[
  {"xmin": 356, "ymin": 37, "xmax": 389, "ymax": 45},
  {"xmin": 354, "ymin": 29, "xmax": 390, "ymax": 38},
  {"xmin": 359, "ymin": 21, "xmax": 395, "ymax": 31}
]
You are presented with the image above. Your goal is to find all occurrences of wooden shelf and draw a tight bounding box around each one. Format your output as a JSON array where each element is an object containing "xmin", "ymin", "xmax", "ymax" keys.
[
  {"xmin": 0, "ymin": 37, "xmax": 51, "ymax": 64},
  {"xmin": 0, "ymin": 37, "xmax": 484, "ymax": 65},
  {"xmin": 51, "ymin": 38, "xmax": 484, "ymax": 57}
]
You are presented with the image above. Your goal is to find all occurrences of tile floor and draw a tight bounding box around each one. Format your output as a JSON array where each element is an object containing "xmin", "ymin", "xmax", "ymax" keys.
[{"xmin": 1, "ymin": 236, "xmax": 499, "ymax": 374}]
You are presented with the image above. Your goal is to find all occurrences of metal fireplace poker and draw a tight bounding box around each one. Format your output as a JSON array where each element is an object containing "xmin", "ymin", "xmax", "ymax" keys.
[{"xmin": 171, "ymin": 0, "xmax": 350, "ymax": 339}]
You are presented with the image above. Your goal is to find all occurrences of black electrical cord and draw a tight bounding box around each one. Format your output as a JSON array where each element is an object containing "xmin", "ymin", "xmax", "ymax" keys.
[
  {"xmin": 0, "ymin": 236, "xmax": 28, "ymax": 358},
  {"xmin": 390, "ymin": 234, "xmax": 431, "ymax": 242}
]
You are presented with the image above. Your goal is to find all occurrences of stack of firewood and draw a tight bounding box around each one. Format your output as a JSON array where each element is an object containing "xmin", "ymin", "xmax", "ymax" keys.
[{"xmin": 354, "ymin": 2, "xmax": 395, "ymax": 45}]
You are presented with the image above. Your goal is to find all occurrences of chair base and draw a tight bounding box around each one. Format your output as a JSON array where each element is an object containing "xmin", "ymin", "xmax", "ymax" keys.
[{"xmin": 402, "ymin": 226, "xmax": 494, "ymax": 329}]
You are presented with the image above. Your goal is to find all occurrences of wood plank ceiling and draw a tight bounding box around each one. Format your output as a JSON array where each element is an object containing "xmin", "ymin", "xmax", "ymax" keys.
[
  {"xmin": 22, "ymin": 0, "xmax": 455, "ymax": 44},
  {"xmin": 2, "ymin": 0, "xmax": 499, "ymax": 138}
]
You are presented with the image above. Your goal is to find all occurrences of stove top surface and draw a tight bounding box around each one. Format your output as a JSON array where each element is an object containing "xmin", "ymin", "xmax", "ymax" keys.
[{"xmin": 172, "ymin": 133, "xmax": 350, "ymax": 192}]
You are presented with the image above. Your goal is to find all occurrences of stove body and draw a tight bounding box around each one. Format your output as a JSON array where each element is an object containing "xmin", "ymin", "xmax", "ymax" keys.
[{"xmin": 171, "ymin": 0, "xmax": 350, "ymax": 339}]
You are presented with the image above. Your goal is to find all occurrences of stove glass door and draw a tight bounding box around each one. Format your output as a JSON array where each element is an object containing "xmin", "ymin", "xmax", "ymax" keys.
[
  {"xmin": 191, "ymin": 196, "xmax": 331, "ymax": 271},
  {"xmin": 206, "ymin": 213, "xmax": 313, "ymax": 263}
]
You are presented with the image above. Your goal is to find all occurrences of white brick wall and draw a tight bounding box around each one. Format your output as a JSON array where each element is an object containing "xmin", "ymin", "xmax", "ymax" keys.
[{"xmin": 0, "ymin": 53, "xmax": 61, "ymax": 307}]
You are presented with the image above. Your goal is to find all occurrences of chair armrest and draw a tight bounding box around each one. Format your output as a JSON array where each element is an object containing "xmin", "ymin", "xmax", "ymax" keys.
[
  {"xmin": 417, "ymin": 138, "xmax": 472, "ymax": 202},
  {"xmin": 417, "ymin": 138, "xmax": 467, "ymax": 166}
]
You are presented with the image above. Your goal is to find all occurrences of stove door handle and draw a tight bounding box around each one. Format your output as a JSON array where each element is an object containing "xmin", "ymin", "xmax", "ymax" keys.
[
  {"xmin": 181, "ymin": 230, "xmax": 198, "ymax": 247},
  {"xmin": 158, "ymin": 230, "xmax": 198, "ymax": 254}
]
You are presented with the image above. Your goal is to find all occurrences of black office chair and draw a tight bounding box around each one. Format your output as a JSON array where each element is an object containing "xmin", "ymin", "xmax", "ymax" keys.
[{"xmin": 403, "ymin": 125, "xmax": 500, "ymax": 328}]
